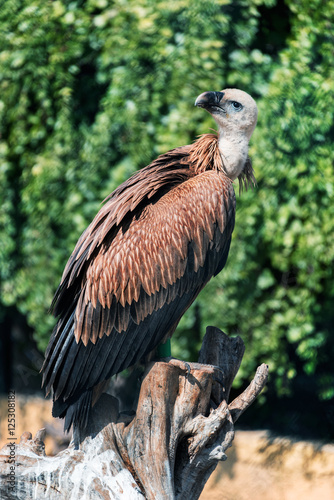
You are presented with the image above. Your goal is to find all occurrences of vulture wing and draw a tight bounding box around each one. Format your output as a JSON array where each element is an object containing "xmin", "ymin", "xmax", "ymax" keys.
[{"xmin": 42, "ymin": 135, "xmax": 236, "ymax": 432}]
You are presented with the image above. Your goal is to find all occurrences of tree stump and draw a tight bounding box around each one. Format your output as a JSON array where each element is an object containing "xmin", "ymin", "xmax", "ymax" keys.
[{"xmin": 0, "ymin": 327, "xmax": 268, "ymax": 499}]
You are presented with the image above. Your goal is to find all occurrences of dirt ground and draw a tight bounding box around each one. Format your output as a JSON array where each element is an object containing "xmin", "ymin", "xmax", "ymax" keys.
[
  {"xmin": 201, "ymin": 430, "xmax": 334, "ymax": 500},
  {"xmin": 0, "ymin": 394, "xmax": 70, "ymax": 456},
  {"xmin": 1, "ymin": 396, "xmax": 333, "ymax": 499}
]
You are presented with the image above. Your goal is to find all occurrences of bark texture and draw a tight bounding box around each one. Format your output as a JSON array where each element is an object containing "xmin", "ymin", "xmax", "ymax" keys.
[{"xmin": 0, "ymin": 327, "xmax": 268, "ymax": 500}]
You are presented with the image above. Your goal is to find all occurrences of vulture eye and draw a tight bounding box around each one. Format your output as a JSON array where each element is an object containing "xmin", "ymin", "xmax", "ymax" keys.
[{"xmin": 231, "ymin": 101, "xmax": 242, "ymax": 110}]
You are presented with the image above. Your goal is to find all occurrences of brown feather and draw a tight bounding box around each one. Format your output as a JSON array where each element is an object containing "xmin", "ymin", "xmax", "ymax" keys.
[
  {"xmin": 45, "ymin": 133, "xmax": 254, "ymax": 423},
  {"xmin": 238, "ymin": 157, "xmax": 257, "ymax": 194},
  {"xmin": 66, "ymin": 136, "xmax": 240, "ymax": 343}
]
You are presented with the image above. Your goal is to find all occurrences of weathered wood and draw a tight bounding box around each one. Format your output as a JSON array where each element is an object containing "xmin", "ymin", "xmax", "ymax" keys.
[{"xmin": 0, "ymin": 327, "xmax": 268, "ymax": 499}]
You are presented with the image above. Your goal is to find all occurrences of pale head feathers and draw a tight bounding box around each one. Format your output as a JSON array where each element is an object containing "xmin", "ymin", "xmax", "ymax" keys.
[
  {"xmin": 195, "ymin": 88, "xmax": 258, "ymax": 139},
  {"xmin": 216, "ymin": 88, "xmax": 258, "ymax": 139},
  {"xmin": 195, "ymin": 88, "xmax": 258, "ymax": 190}
]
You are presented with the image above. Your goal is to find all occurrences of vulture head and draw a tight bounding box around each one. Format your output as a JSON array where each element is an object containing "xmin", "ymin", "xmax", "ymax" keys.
[
  {"xmin": 195, "ymin": 88, "xmax": 258, "ymax": 138},
  {"xmin": 195, "ymin": 88, "xmax": 258, "ymax": 183}
]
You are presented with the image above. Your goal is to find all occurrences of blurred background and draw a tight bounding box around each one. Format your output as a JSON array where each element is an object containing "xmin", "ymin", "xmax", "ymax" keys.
[{"xmin": 0, "ymin": 0, "xmax": 333, "ymax": 494}]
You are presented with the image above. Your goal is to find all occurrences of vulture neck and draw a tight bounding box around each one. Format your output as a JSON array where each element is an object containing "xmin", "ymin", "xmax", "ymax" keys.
[{"xmin": 218, "ymin": 129, "xmax": 250, "ymax": 181}]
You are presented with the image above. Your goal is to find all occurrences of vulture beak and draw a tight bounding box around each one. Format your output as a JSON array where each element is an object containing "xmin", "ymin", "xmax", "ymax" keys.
[{"xmin": 195, "ymin": 91, "xmax": 225, "ymax": 113}]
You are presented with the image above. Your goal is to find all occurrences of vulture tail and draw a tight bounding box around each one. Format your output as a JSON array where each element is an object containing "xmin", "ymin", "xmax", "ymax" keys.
[{"xmin": 52, "ymin": 390, "xmax": 92, "ymax": 437}]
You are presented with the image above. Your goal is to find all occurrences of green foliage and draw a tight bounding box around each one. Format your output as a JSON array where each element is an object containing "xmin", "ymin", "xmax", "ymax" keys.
[
  {"xmin": 1, "ymin": 0, "xmax": 333, "ymax": 430},
  {"xmin": 187, "ymin": 0, "xmax": 334, "ymax": 404}
]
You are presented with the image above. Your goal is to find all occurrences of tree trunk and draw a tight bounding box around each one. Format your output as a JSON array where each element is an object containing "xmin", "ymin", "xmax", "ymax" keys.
[{"xmin": 0, "ymin": 327, "xmax": 268, "ymax": 499}]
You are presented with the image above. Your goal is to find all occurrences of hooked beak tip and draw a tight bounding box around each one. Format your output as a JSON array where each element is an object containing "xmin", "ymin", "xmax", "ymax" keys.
[{"xmin": 195, "ymin": 91, "xmax": 225, "ymax": 111}]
